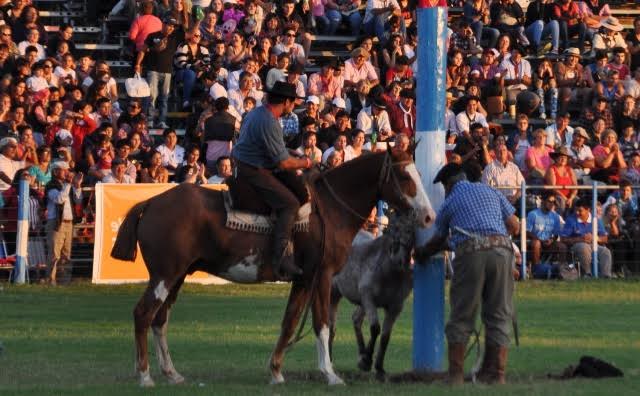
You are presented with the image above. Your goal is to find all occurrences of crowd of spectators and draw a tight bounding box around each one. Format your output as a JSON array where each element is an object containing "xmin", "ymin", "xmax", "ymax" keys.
[{"xmin": 0, "ymin": 0, "xmax": 639, "ymax": 279}]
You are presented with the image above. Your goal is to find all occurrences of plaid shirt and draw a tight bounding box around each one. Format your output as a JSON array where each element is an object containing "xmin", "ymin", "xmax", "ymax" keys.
[
  {"xmin": 450, "ymin": 32, "xmax": 478, "ymax": 53},
  {"xmin": 279, "ymin": 112, "xmax": 299, "ymax": 138},
  {"xmin": 435, "ymin": 180, "xmax": 515, "ymax": 250}
]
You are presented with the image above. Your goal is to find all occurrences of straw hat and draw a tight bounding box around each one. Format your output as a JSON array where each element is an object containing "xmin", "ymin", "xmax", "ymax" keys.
[
  {"xmin": 550, "ymin": 146, "xmax": 571, "ymax": 160},
  {"xmin": 601, "ymin": 16, "xmax": 624, "ymax": 32},
  {"xmin": 563, "ymin": 47, "xmax": 581, "ymax": 59},
  {"xmin": 351, "ymin": 47, "xmax": 370, "ymax": 60}
]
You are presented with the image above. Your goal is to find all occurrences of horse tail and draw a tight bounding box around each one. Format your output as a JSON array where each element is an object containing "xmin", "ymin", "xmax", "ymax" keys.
[{"xmin": 110, "ymin": 201, "xmax": 148, "ymax": 261}]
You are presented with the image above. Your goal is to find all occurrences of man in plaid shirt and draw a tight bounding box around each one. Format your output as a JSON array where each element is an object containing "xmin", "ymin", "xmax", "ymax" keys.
[{"xmin": 416, "ymin": 163, "xmax": 519, "ymax": 385}]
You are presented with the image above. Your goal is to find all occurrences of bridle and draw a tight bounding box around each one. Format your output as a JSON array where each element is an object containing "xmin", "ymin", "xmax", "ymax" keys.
[{"xmin": 318, "ymin": 151, "xmax": 413, "ymax": 222}]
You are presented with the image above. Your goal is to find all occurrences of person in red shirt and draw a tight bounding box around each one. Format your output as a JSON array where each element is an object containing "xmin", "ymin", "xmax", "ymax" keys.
[
  {"xmin": 553, "ymin": 0, "xmax": 587, "ymax": 52},
  {"xmin": 388, "ymin": 88, "xmax": 416, "ymax": 138},
  {"xmin": 385, "ymin": 55, "xmax": 413, "ymax": 87},
  {"xmin": 69, "ymin": 101, "xmax": 97, "ymax": 160}
]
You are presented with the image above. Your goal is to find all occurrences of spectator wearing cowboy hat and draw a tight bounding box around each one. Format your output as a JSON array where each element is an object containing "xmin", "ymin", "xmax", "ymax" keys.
[
  {"xmin": 356, "ymin": 96, "xmax": 392, "ymax": 141},
  {"xmin": 566, "ymin": 126, "xmax": 595, "ymax": 182},
  {"xmin": 591, "ymin": 17, "xmax": 627, "ymax": 56},
  {"xmin": 344, "ymin": 47, "xmax": 379, "ymax": 90},
  {"xmin": 545, "ymin": 146, "xmax": 578, "ymax": 213},
  {"xmin": 555, "ymin": 48, "xmax": 589, "ymax": 115}
]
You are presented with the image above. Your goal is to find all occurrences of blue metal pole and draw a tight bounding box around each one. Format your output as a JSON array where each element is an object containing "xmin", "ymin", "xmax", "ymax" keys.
[
  {"xmin": 520, "ymin": 182, "xmax": 527, "ymax": 280},
  {"xmin": 413, "ymin": 1, "xmax": 447, "ymax": 372},
  {"xmin": 591, "ymin": 181, "xmax": 598, "ymax": 278},
  {"xmin": 13, "ymin": 178, "xmax": 29, "ymax": 284}
]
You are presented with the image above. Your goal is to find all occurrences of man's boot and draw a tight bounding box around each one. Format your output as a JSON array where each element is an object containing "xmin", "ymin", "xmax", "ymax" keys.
[
  {"xmin": 273, "ymin": 240, "xmax": 303, "ymax": 279},
  {"xmin": 447, "ymin": 343, "xmax": 466, "ymax": 385},
  {"xmin": 476, "ymin": 343, "xmax": 507, "ymax": 384}
]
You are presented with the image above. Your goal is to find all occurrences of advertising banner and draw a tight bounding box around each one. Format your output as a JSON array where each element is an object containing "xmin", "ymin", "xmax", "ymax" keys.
[{"xmin": 92, "ymin": 183, "xmax": 228, "ymax": 284}]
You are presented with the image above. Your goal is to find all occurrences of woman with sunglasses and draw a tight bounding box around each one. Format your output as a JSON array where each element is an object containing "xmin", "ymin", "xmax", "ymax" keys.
[
  {"xmin": 273, "ymin": 28, "xmax": 306, "ymax": 65},
  {"xmin": 174, "ymin": 27, "xmax": 211, "ymax": 109},
  {"xmin": 116, "ymin": 100, "xmax": 143, "ymax": 131}
]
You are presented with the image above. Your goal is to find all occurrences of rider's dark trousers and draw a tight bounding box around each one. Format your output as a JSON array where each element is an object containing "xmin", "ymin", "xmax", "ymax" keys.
[{"xmin": 236, "ymin": 162, "xmax": 301, "ymax": 251}]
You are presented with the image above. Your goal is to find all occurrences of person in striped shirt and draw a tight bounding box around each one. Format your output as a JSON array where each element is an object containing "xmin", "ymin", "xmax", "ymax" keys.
[{"xmin": 173, "ymin": 28, "xmax": 211, "ymax": 109}]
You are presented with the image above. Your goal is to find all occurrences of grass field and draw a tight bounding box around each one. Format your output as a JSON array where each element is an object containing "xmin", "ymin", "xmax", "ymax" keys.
[{"xmin": 1, "ymin": 280, "xmax": 639, "ymax": 395}]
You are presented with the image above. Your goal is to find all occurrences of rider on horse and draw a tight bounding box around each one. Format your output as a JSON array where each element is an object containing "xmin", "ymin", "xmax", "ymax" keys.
[{"xmin": 231, "ymin": 81, "xmax": 313, "ymax": 279}]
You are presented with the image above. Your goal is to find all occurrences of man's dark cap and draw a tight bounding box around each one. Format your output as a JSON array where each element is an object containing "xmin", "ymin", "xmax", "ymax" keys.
[
  {"xmin": 433, "ymin": 163, "xmax": 464, "ymax": 184},
  {"xmin": 400, "ymin": 88, "xmax": 415, "ymax": 99}
]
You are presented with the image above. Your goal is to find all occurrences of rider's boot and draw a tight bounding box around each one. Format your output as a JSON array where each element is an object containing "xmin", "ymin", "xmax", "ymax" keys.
[{"xmin": 273, "ymin": 239, "xmax": 303, "ymax": 279}]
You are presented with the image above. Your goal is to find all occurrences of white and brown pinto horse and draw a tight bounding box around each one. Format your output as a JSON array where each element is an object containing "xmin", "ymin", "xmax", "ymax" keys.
[{"xmin": 111, "ymin": 147, "xmax": 435, "ymax": 386}]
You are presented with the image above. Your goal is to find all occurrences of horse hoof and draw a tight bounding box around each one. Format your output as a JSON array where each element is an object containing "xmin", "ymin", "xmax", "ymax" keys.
[
  {"xmin": 139, "ymin": 371, "xmax": 155, "ymax": 387},
  {"xmin": 358, "ymin": 357, "xmax": 372, "ymax": 372},
  {"xmin": 375, "ymin": 370, "xmax": 387, "ymax": 382},
  {"xmin": 270, "ymin": 372, "xmax": 285, "ymax": 385},
  {"xmin": 328, "ymin": 375, "xmax": 345, "ymax": 386},
  {"xmin": 167, "ymin": 372, "xmax": 185, "ymax": 385}
]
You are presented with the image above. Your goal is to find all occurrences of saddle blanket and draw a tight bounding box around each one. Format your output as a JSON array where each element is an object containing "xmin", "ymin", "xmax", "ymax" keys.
[{"xmin": 222, "ymin": 190, "xmax": 311, "ymax": 234}]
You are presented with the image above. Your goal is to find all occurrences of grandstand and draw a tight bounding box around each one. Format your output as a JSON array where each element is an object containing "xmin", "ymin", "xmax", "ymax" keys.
[{"xmin": 0, "ymin": 0, "xmax": 639, "ymax": 283}]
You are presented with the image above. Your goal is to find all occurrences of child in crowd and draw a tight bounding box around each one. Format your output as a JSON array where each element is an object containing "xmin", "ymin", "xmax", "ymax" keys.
[
  {"xmin": 76, "ymin": 55, "xmax": 93, "ymax": 84},
  {"xmin": 54, "ymin": 53, "xmax": 78, "ymax": 86},
  {"xmin": 94, "ymin": 134, "xmax": 115, "ymax": 172},
  {"xmin": 26, "ymin": 62, "xmax": 48, "ymax": 94}
]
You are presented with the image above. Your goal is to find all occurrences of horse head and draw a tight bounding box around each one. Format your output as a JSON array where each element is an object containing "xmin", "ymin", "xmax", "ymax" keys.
[
  {"xmin": 378, "ymin": 145, "xmax": 435, "ymax": 228},
  {"xmin": 386, "ymin": 209, "xmax": 419, "ymax": 272}
]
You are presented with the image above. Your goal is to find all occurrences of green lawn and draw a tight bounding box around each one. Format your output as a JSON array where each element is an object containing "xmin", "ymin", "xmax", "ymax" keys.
[{"xmin": 1, "ymin": 281, "xmax": 639, "ymax": 395}]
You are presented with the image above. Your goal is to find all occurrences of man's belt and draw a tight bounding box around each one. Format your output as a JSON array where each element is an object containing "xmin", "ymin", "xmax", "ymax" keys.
[{"xmin": 455, "ymin": 234, "xmax": 512, "ymax": 257}]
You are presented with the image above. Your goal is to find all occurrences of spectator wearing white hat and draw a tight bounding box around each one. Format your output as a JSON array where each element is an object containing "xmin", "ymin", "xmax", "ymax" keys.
[
  {"xmin": 0, "ymin": 137, "xmax": 26, "ymax": 192},
  {"xmin": 591, "ymin": 17, "xmax": 627, "ymax": 56},
  {"xmin": 566, "ymin": 126, "xmax": 595, "ymax": 182},
  {"xmin": 300, "ymin": 95, "xmax": 321, "ymax": 123}
]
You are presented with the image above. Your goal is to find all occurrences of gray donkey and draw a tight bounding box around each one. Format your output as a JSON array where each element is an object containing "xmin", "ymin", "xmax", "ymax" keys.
[{"xmin": 329, "ymin": 210, "xmax": 417, "ymax": 381}]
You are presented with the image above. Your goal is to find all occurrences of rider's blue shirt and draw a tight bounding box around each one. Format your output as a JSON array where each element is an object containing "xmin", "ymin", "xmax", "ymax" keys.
[{"xmin": 232, "ymin": 106, "xmax": 288, "ymax": 169}]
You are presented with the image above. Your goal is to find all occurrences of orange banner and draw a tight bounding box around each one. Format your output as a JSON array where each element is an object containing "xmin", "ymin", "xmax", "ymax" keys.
[{"xmin": 92, "ymin": 183, "xmax": 229, "ymax": 284}]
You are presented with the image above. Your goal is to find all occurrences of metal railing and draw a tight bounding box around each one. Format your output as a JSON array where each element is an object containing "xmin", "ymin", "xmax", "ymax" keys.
[{"xmin": 497, "ymin": 182, "xmax": 634, "ymax": 280}]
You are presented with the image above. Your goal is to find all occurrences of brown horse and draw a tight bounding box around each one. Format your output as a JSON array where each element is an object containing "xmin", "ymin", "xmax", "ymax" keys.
[{"xmin": 111, "ymin": 148, "xmax": 435, "ymax": 387}]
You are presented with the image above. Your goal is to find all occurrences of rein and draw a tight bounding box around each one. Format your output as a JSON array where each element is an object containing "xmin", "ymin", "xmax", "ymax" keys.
[{"xmin": 317, "ymin": 152, "xmax": 412, "ymax": 223}]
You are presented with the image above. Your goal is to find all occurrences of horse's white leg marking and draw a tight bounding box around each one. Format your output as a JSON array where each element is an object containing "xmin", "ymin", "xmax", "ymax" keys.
[
  {"xmin": 152, "ymin": 315, "xmax": 184, "ymax": 385},
  {"xmin": 316, "ymin": 325, "xmax": 344, "ymax": 385},
  {"xmin": 139, "ymin": 368, "xmax": 155, "ymax": 387},
  {"xmin": 154, "ymin": 280, "xmax": 169, "ymax": 302},
  {"xmin": 404, "ymin": 163, "xmax": 436, "ymax": 226},
  {"xmin": 269, "ymin": 352, "xmax": 285, "ymax": 385}
]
